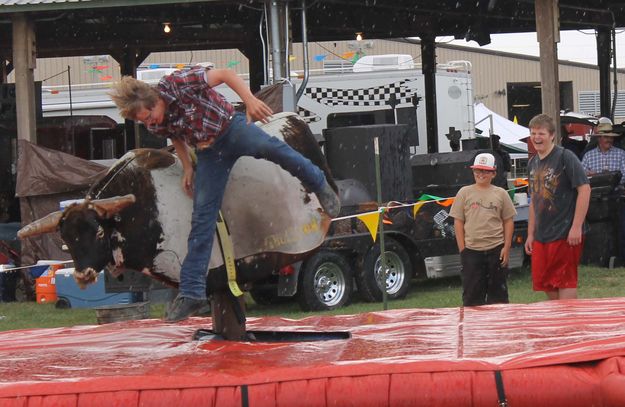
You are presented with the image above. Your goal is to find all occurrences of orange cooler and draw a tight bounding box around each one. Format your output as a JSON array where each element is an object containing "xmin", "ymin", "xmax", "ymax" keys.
[{"xmin": 35, "ymin": 263, "xmax": 63, "ymax": 304}]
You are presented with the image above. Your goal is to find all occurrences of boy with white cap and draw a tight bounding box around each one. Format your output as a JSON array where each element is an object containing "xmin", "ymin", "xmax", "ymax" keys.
[{"xmin": 450, "ymin": 152, "xmax": 517, "ymax": 306}]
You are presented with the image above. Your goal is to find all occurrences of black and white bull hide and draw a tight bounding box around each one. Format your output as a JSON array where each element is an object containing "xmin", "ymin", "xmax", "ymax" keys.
[{"xmin": 18, "ymin": 112, "xmax": 335, "ymax": 293}]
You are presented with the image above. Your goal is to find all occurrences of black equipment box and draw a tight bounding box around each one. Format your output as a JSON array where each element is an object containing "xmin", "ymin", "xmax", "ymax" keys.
[
  {"xmin": 410, "ymin": 149, "xmax": 488, "ymax": 198},
  {"xmin": 323, "ymin": 124, "xmax": 412, "ymax": 202}
]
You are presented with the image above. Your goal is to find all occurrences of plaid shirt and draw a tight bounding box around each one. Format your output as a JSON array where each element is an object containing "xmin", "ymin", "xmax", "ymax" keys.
[
  {"xmin": 581, "ymin": 146, "xmax": 625, "ymax": 184},
  {"xmin": 147, "ymin": 66, "xmax": 234, "ymax": 146}
]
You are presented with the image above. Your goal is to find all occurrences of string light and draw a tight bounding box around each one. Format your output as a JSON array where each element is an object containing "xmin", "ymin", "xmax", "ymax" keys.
[
  {"xmin": 356, "ymin": 32, "xmax": 363, "ymax": 41},
  {"xmin": 163, "ymin": 23, "xmax": 171, "ymax": 34}
]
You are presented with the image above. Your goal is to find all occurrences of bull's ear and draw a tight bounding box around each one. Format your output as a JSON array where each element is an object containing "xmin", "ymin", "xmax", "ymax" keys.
[
  {"xmin": 90, "ymin": 194, "xmax": 136, "ymax": 218},
  {"xmin": 17, "ymin": 211, "xmax": 64, "ymax": 239}
]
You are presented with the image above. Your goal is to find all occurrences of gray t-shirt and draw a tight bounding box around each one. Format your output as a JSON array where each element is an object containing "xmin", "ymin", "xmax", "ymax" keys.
[{"xmin": 527, "ymin": 146, "xmax": 589, "ymax": 243}]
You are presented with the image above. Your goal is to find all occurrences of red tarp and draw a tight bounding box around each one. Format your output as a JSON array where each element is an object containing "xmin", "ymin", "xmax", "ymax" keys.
[{"xmin": 2, "ymin": 298, "xmax": 625, "ymax": 406}]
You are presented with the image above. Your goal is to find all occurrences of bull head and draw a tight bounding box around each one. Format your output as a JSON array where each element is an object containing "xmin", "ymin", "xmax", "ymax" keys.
[
  {"xmin": 17, "ymin": 194, "xmax": 137, "ymax": 239},
  {"xmin": 18, "ymin": 194, "xmax": 137, "ymax": 289}
]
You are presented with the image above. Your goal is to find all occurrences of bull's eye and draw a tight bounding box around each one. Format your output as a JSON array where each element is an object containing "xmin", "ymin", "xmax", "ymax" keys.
[{"xmin": 96, "ymin": 226, "xmax": 105, "ymax": 239}]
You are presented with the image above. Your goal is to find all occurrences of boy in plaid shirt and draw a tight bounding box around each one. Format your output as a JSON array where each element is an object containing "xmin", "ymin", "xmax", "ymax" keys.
[{"xmin": 110, "ymin": 67, "xmax": 340, "ymax": 321}]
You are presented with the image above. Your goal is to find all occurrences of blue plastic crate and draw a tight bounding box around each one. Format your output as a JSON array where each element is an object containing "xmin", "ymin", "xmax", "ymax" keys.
[{"xmin": 54, "ymin": 268, "xmax": 138, "ymax": 309}]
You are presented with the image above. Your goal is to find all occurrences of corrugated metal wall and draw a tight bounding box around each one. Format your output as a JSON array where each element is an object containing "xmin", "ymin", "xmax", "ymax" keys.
[{"xmin": 15, "ymin": 38, "xmax": 625, "ymax": 121}]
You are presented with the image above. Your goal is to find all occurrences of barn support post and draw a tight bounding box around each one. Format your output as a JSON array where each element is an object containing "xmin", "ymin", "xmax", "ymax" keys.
[
  {"xmin": 265, "ymin": 0, "xmax": 296, "ymax": 112},
  {"xmin": 535, "ymin": 0, "xmax": 561, "ymax": 142},
  {"xmin": 267, "ymin": 0, "xmax": 287, "ymax": 82},
  {"xmin": 597, "ymin": 27, "xmax": 612, "ymax": 119},
  {"xmin": 420, "ymin": 35, "xmax": 438, "ymax": 153},
  {"xmin": 112, "ymin": 48, "xmax": 148, "ymax": 150},
  {"xmin": 12, "ymin": 13, "xmax": 37, "ymax": 143},
  {"xmin": 242, "ymin": 37, "xmax": 266, "ymax": 93},
  {"xmin": 211, "ymin": 291, "xmax": 247, "ymax": 341}
]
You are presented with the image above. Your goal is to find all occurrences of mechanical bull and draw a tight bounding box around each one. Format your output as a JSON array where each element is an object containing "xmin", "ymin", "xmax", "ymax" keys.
[{"xmin": 18, "ymin": 112, "xmax": 335, "ymax": 296}]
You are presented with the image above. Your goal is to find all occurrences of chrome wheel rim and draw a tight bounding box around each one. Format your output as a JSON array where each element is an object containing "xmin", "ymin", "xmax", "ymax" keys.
[
  {"xmin": 313, "ymin": 262, "xmax": 346, "ymax": 307},
  {"xmin": 374, "ymin": 251, "xmax": 405, "ymax": 295}
]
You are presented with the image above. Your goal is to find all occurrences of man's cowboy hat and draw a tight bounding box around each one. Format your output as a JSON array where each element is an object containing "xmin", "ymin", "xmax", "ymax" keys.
[{"xmin": 594, "ymin": 117, "xmax": 620, "ymax": 137}]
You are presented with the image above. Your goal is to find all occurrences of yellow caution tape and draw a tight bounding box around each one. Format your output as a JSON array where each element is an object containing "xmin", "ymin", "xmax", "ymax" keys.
[{"xmin": 216, "ymin": 211, "xmax": 243, "ymax": 297}]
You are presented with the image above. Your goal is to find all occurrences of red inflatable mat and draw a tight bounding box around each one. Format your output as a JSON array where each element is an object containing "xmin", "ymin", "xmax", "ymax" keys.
[{"xmin": 2, "ymin": 298, "xmax": 625, "ymax": 406}]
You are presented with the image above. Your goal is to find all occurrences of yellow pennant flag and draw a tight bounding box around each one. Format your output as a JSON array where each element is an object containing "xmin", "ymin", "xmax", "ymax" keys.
[
  {"xmin": 412, "ymin": 201, "xmax": 426, "ymax": 218},
  {"xmin": 513, "ymin": 115, "xmax": 519, "ymax": 124},
  {"xmin": 357, "ymin": 212, "xmax": 380, "ymax": 242}
]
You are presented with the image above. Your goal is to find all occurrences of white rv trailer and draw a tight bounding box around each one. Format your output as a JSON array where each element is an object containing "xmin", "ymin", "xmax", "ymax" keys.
[
  {"xmin": 40, "ymin": 55, "xmax": 475, "ymax": 154},
  {"xmin": 214, "ymin": 57, "xmax": 475, "ymax": 155}
]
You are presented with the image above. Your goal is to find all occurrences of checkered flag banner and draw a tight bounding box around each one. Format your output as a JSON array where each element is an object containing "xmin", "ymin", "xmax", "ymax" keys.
[
  {"xmin": 297, "ymin": 107, "xmax": 322, "ymax": 123},
  {"xmin": 304, "ymin": 79, "xmax": 418, "ymax": 107}
]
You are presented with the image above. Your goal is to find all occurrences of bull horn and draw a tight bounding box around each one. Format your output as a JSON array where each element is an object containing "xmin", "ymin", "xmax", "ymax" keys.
[
  {"xmin": 17, "ymin": 211, "xmax": 64, "ymax": 239},
  {"xmin": 90, "ymin": 194, "xmax": 136, "ymax": 218}
]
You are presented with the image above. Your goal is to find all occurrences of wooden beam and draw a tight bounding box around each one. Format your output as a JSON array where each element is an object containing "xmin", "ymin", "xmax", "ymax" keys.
[
  {"xmin": 596, "ymin": 27, "xmax": 612, "ymax": 119},
  {"xmin": 421, "ymin": 35, "xmax": 438, "ymax": 153},
  {"xmin": 535, "ymin": 0, "xmax": 561, "ymax": 141},
  {"xmin": 12, "ymin": 13, "xmax": 36, "ymax": 143}
]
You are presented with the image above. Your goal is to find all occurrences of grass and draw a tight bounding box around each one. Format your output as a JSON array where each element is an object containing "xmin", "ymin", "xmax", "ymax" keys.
[{"xmin": 1, "ymin": 265, "xmax": 625, "ymax": 332}]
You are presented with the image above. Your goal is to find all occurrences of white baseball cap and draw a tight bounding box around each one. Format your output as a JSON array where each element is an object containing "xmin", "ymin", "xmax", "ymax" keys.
[{"xmin": 470, "ymin": 153, "xmax": 497, "ymax": 171}]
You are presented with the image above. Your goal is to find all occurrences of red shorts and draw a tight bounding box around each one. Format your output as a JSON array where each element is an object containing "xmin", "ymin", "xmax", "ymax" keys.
[{"xmin": 531, "ymin": 239, "xmax": 583, "ymax": 292}]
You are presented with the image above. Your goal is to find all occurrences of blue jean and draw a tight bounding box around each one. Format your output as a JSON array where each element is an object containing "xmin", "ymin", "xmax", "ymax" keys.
[{"xmin": 179, "ymin": 113, "xmax": 326, "ymax": 299}]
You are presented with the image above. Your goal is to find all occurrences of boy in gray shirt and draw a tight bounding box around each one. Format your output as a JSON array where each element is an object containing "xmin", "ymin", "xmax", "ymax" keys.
[{"xmin": 524, "ymin": 114, "xmax": 590, "ymax": 300}]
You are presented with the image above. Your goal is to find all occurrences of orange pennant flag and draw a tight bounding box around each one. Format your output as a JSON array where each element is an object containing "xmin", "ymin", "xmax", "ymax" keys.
[
  {"xmin": 357, "ymin": 212, "xmax": 380, "ymax": 242},
  {"xmin": 514, "ymin": 178, "xmax": 529, "ymax": 187},
  {"xmin": 436, "ymin": 198, "xmax": 455, "ymax": 207}
]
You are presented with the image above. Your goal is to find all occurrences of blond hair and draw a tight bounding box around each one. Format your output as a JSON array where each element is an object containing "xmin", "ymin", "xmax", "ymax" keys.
[
  {"xmin": 109, "ymin": 76, "xmax": 160, "ymax": 119},
  {"xmin": 528, "ymin": 113, "xmax": 556, "ymax": 134}
]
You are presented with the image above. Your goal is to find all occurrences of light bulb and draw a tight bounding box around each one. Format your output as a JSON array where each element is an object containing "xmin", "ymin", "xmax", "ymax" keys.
[
  {"xmin": 356, "ymin": 33, "xmax": 363, "ymax": 41},
  {"xmin": 163, "ymin": 23, "xmax": 171, "ymax": 34}
]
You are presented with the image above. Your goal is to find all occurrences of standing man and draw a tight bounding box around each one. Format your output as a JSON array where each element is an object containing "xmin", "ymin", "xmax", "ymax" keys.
[
  {"xmin": 524, "ymin": 114, "xmax": 590, "ymax": 300},
  {"xmin": 110, "ymin": 66, "xmax": 340, "ymax": 321},
  {"xmin": 581, "ymin": 119, "xmax": 625, "ymax": 181},
  {"xmin": 581, "ymin": 119, "xmax": 625, "ymax": 263}
]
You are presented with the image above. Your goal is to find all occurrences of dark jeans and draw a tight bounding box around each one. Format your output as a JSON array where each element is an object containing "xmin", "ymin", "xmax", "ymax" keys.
[
  {"xmin": 180, "ymin": 113, "xmax": 326, "ymax": 300},
  {"xmin": 460, "ymin": 244, "xmax": 509, "ymax": 306},
  {"xmin": 0, "ymin": 270, "xmax": 18, "ymax": 302}
]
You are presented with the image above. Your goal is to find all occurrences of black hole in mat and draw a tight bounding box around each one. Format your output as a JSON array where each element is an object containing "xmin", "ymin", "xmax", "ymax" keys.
[{"xmin": 193, "ymin": 329, "xmax": 351, "ymax": 342}]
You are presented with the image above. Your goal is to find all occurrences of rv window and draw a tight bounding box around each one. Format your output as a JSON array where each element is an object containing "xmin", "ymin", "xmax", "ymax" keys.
[{"xmin": 327, "ymin": 109, "xmax": 393, "ymax": 129}]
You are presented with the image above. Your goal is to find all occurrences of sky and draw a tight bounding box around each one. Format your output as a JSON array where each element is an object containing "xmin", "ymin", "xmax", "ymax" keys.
[{"xmin": 436, "ymin": 29, "xmax": 625, "ymax": 67}]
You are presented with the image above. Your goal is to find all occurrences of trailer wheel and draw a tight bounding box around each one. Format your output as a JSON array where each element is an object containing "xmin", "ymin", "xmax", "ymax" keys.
[
  {"xmin": 356, "ymin": 237, "xmax": 412, "ymax": 302},
  {"xmin": 297, "ymin": 251, "xmax": 353, "ymax": 311}
]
